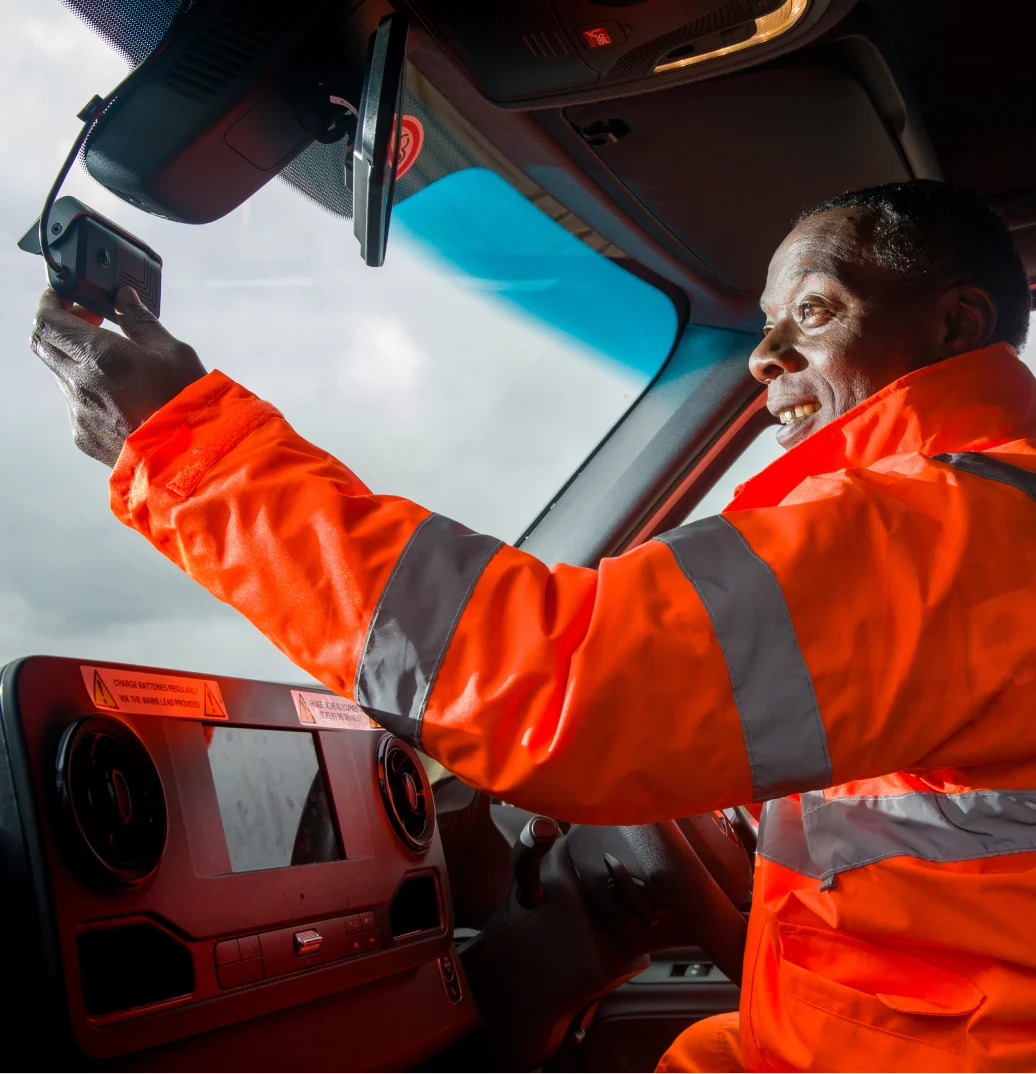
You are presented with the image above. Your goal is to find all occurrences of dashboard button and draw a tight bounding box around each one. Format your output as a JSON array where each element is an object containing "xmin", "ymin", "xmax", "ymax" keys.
[
  {"xmin": 346, "ymin": 934, "xmax": 363, "ymax": 956},
  {"xmin": 359, "ymin": 910, "xmax": 376, "ymax": 930},
  {"xmin": 293, "ymin": 928, "xmax": 323, "ymax": 957},
  {"xmin": 238, "ymin": 934, "xmax": 260, "ymax": 961},
  {"xmin": 344, "ymin": 914, "xmax": 362, "ymax": 935},
  {"xmin": 260, "ymin": 917, "xmax": 346, "ymax": 977},
  {"xmin": 217, "ymin": 962, "xmax": 242, "ymax": 989},
  {"xmin": 438, "ymin": 955, "xmax": 462, "ymax": 1004},
  {"xmin": 361, "ymin": 929, "xmax": 380, "ymax": 952},
  {"xmin": 214, "ymin": 939, "xmax": 239, "ymax": 965},
  {"xmin": 240, "ymin": 957, "xmax": 263, "ymax": 984}
]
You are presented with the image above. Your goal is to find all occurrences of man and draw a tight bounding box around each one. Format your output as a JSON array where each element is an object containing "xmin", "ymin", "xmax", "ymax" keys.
[{"xmin": 30, "ymin": 179, "xmax": 1036, "ymax": 1071}]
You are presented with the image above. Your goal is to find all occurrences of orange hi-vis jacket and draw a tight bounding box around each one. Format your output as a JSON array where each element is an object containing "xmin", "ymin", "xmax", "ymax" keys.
[{"xmin": 111, "ymin": 341, "xmax": 1036, "ymax": 1071}]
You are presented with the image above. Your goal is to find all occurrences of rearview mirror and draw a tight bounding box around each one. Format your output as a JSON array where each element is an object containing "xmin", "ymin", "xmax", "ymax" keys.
[{"xmin": 352, "ymin": 13, "xmax": 409, "ymax": 267}]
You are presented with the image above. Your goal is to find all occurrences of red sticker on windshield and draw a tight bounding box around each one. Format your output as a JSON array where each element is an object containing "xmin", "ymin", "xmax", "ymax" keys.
[{"xmin": 396, "ymin": 115, "xmax": 424, "ymax": 179}]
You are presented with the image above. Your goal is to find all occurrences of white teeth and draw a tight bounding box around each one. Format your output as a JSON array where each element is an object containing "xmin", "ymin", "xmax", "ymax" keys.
[{"xmin": 779, "ymin": 403, "xmax": 821, "ymax": 425}]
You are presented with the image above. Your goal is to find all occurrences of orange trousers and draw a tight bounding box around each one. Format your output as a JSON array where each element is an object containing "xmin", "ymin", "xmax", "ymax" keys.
[{"xmin": 657, "ymin": 1013, "xmax": 744, "ymax": 1073}]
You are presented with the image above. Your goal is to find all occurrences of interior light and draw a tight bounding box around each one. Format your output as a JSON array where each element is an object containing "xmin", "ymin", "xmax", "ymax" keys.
[{"xmin": 654, "ymin": 0, "xmax": 811, "ymax": 75}]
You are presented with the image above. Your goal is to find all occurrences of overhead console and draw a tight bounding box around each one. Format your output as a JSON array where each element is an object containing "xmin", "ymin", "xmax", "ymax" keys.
[
  {"xmin": 0, "ymin": 656, "xmax": 476, "ymax": 1070},
  {"xmin": 405, "ymin": 0, "xmax": 829, "ymax": 106},
  {"xmin": 530, "ymin": 9, "xmax": 938, "ymax": 294}
]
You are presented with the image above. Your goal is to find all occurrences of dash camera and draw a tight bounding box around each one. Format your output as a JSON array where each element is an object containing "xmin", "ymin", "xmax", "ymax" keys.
[{"xmin": 19, "ymin": 196, "xmax": 162, "ymax": 322}]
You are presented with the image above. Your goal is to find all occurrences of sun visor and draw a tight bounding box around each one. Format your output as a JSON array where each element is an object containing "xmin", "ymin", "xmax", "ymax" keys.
[
  {"xmin": 561, "ymin": 56, "xmax": 920, "ymax": 293},
  {"xmin": 82, "ymin": 0, "xmax": 382, "ymax": 224}
]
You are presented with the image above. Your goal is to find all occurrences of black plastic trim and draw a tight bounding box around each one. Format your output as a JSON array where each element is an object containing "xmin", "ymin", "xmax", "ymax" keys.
[
  {"xmin": 517, "ymin": 325, "xmax": 760, "ymax": 568},
  {"xmin": 0, "ymin": 659, "xmax": 77, "ymax": 1060}
]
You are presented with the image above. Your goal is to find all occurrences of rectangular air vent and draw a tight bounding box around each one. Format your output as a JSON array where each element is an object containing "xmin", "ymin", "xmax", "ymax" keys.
[
  {"xmin": 389, "ymin": 875, "xmax": 442, "ymax": 938},
  {"xmin": 79, "ymin": 922, "xmax": 194, "ymax": 1017}
]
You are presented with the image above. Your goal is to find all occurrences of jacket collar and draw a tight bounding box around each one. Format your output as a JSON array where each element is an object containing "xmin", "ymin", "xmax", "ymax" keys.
[{"xmin": 726, "ymin": 343, "xmax": 1036, "ymax": 512}]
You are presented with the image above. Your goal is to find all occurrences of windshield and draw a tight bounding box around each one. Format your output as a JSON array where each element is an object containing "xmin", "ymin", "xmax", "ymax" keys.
[{"xmin": 0, "ymin": 2, "xmax": 678, "ymax": 682}]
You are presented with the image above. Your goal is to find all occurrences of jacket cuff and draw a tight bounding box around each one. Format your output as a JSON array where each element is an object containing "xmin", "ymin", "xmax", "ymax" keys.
[{"xmin": 109, "ymin": 369, "xmax": 280, "ymax": 532}]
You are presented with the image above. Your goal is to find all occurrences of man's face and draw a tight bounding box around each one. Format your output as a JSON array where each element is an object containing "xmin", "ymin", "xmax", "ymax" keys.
[{"xmin": 751, "ymin": 207, "xmax": 946, "ymax": 450}]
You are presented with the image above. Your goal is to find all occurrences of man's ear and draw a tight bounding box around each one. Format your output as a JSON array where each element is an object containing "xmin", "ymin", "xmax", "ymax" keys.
[{"xmin": 939, "ymin": 284, "xmax": 998, "ymax": 357}]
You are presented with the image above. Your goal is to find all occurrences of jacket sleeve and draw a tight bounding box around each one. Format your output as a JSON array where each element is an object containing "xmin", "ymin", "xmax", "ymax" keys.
[{"xmin": 110, "ymin": 371, "xmax": 1036, "ymax": 823}]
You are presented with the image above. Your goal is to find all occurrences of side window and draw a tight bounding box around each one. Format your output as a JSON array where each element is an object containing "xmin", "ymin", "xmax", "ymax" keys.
[{"xmin": 682, "ymin": 425, "xmax": 783, "ymax": 523}]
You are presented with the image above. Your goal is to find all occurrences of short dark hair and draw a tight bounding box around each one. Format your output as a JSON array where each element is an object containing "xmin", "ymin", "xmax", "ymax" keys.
[{"xmin": 800, "ymin": 180, "xmax": 1031, "ymax": 350}]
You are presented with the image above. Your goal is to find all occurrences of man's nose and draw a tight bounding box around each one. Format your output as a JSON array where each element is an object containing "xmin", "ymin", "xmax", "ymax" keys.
[{"xmin": 749, "ymin": 324, "xmax": 805, "ymax": 384}]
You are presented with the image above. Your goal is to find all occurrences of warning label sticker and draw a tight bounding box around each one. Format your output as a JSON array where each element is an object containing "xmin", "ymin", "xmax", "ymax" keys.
[
  {"xmin": 80, "ymin": 665, "xmax": 229, "ymax": 722},
  {"xmin": 291, "ymin": 690, "xmax": 374, "ymax": 731}
]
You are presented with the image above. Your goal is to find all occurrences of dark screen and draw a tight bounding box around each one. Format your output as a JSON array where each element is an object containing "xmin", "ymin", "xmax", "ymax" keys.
[{"xmin": 206, "ymin": 726, "xmax": 342, "ymax": 873}]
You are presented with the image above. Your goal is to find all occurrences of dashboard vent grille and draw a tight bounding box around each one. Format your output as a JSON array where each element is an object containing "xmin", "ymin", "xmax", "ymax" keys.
[{"xmin": 378, "ymin": 737, "xmax": 434, "ymax": 851}]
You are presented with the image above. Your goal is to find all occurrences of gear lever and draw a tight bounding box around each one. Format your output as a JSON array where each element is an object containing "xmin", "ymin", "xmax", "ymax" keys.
[{"xmin": 512, "ymin": 815, "xmax": 560, "ymax": 908}]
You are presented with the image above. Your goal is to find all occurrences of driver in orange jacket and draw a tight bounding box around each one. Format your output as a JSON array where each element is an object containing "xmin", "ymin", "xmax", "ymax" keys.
[{"xmin": 30, "ymin": 179, "xmax": 1036, "ymax": 1071}]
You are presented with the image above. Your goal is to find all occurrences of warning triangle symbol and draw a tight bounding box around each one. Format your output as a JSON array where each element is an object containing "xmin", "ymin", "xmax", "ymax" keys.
[
  {"xmin": 92, "ymin": 671, "xmax": 118, "ymax": 710},
  {"xmin": 203, "ymin": 684, "xmax": 227, "ymax": 718},
  {"xmin": 297, "ymin": 696, "xmax": 316, "ymax": 724}
]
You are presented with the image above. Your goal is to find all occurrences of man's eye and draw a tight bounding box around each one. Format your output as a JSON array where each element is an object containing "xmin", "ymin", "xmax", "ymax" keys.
[{"xmin": 799, "ymin": 302, "xmax": 829, "ymax": 324}]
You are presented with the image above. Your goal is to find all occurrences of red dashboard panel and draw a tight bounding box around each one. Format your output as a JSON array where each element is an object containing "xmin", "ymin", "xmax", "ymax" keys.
[{"xmin": 0, "ymin": 655, "xmax": 478, "ymax": 1069}]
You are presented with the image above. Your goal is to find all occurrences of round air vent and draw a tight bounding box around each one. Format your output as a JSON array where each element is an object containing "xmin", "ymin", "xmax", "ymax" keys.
[
  {"xmin": 55, "ymin": 716, "xmax": 167, "ymax": 887},
  {"xmin": 377, "ymin": 736, "xmax": 434, "ymax": 852}
]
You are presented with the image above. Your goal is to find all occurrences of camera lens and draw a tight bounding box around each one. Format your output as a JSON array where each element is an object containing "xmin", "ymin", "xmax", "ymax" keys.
[{"xmin": 97, "ymin": 247, "xmax": 111, "ymax": 268}]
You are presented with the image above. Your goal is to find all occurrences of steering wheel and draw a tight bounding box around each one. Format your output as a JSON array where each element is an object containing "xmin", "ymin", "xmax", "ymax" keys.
[
  {"xmin": 564, "ymin": 818, "xmax": 750, "ymax": 983},
  {"xmin": 447, "ymin": 792, "xmax": 754, "ymax": 1071}
]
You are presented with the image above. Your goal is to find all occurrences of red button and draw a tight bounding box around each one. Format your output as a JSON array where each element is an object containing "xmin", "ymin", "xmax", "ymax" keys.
[
  {"xmin": 240, "ymin": 957, "xmax": 263, "ymax": 984},
  {"xmin": 347, "ymin": 935, "xmax": 363, "ymax": 956},
  {"xmin": 359, "ymin": 911, "xmax": 376, "ymax": 931},
  {"xmin": 217, "ymin": 962, "xmax": 242, "ymax": 989},
  {"xmin": 214, "ymin": 939, "xmax": 239, "ymax": 966},
  {"xmin": 238, "ymin": 934, "xmax": 260, "ymax": 961},
  {"xmin": 580, "ymin": 25, "xmax": 612, "ymax": 48},
  {"xmin": 361, "ymin": 929, "xmax": 380, "ymax": 952},
  {"xmin": 345, "ymin": 914, "xmax": 363, "ymax": 935}
]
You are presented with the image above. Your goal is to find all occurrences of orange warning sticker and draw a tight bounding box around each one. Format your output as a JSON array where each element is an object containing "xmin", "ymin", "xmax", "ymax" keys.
[
  {"xmin": 91, "ymin": 670, "xmax": 118, "ymax": 709},
  {"xmin": 79, "ymin": 665, "xmax": 229, "ymax": 722},
  {"xmin": 395, "ymin": 115, "xmax": 424, "ymax": 180},
  {"xmin": 203, "ymin": 683, "xmax": 227, "ymax": 718},
  {"xmin": 290, "ymin": 690, "xmax": 372, "ymax": 731}
]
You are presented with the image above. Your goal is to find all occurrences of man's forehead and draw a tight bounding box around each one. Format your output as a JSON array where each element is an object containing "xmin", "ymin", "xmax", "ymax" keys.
[{"xmin": 761, "ymin": 210, "xmax": 881, "ymax": 306}]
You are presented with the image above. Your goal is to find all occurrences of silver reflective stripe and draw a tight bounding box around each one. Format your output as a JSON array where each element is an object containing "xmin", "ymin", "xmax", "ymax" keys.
[
  {"xmin": 933, "ymin": 451, "xmax": 1036, "ymax": 501},
  {"xmin": 759, "ymin": 789, "xmax": 1036, "ymax": 883},
  {"xmin": 657, "ymin": 516, "xmax": 831, "ymax": 801},
  {"xmin": 757, "ymin": 797, "xmax": 820, "ymax": 878},
  {"xmin": 355, "ymin": 513, "xmax": 501, "ymax": 744}
]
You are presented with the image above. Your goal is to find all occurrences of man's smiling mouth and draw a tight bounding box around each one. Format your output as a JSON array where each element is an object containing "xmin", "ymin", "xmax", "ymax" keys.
[{"xmin": 778, "ymin": 402, "xmax": 821, "ymax": 425}]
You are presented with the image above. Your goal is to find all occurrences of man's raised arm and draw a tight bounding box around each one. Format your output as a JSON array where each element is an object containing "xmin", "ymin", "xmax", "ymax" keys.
[{"xmin": 32, "ymin": 287, "xmax": 1024, "ymax": 825}]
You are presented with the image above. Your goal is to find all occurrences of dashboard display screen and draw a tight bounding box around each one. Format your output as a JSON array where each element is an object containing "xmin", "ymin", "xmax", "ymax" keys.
[{"xmin": 206, "ymin": 726, "xmax": 343, "ymax": 873}]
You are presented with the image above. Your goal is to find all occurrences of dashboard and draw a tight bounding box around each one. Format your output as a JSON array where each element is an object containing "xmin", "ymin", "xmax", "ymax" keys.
[{"xmin": 0, "ymin": 656, "xmax": 478, "ymax": 1070}]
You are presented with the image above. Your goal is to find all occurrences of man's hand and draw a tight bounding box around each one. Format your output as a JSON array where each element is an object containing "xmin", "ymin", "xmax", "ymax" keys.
[{"xmin": 30, "ymin": 286, "xmax": 206, "ymax": 468}]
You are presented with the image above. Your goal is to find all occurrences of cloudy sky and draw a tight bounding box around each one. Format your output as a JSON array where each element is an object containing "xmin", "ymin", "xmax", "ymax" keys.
[
  {"xmin": 2, "ymin": 2, "xmax": 1032, "ymax": 685},
  {"xmin": 0, "ymin": 1, "xmax": 672, "ymax": 682}
]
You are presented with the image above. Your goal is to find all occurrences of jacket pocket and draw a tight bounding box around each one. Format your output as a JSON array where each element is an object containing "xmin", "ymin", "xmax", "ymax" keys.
[{"xmin": 776, "ymin": 922, "xmax": 984, "ymax": 1062}]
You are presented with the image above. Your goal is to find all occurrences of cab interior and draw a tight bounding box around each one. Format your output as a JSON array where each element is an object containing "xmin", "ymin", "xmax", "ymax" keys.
[{"xmin": 2, "ymin": 0, "xmax": 1034, "ymax": 1070}]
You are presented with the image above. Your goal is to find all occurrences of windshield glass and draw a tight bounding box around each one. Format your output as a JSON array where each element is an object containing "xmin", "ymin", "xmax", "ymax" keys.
[{"xmin": 0, "ymin": 1, "xmax": 677, "ymax": 682}]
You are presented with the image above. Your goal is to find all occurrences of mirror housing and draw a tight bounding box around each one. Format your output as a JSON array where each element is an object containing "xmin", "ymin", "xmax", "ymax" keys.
[{"xmin": 352, "ymin": 13, "xmax": 409, "ymax": 267}]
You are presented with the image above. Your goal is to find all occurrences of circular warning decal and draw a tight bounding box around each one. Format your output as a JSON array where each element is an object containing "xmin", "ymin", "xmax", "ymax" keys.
[{"xmin": 396, "ymin": 115, "xmax": 425, "ymax": 180}]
